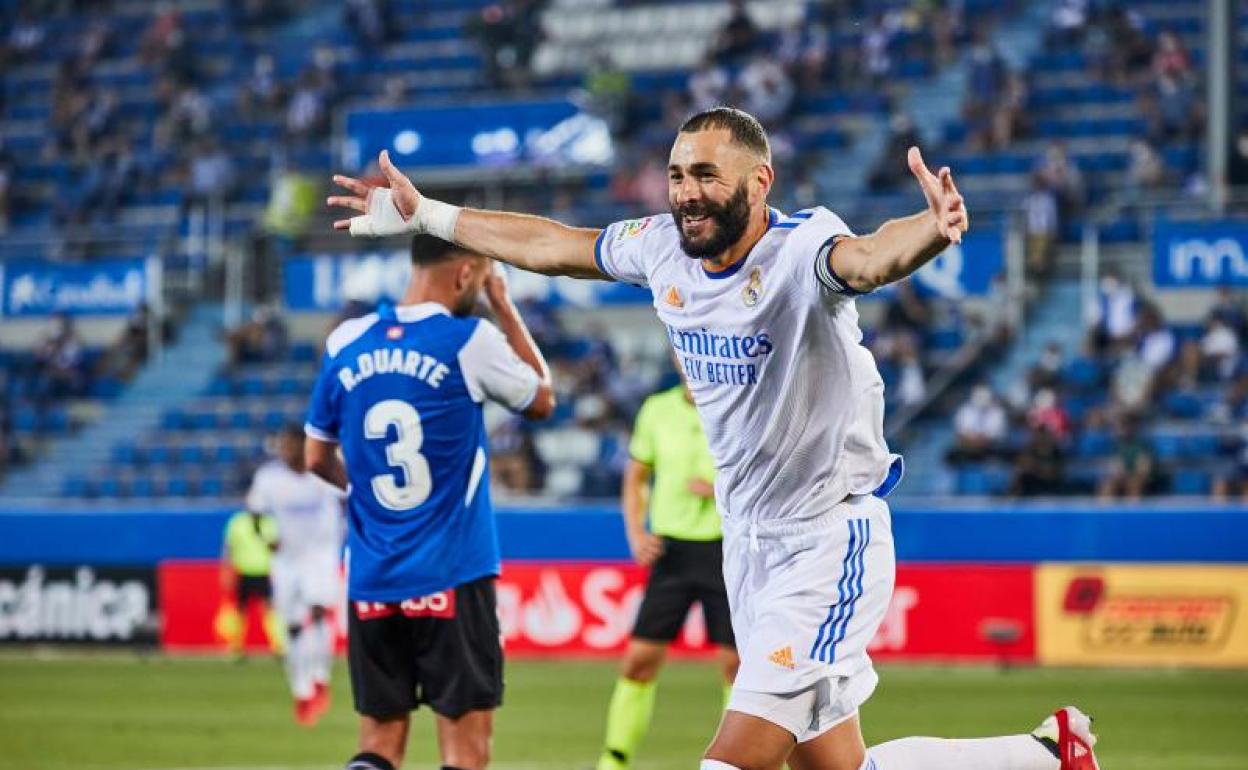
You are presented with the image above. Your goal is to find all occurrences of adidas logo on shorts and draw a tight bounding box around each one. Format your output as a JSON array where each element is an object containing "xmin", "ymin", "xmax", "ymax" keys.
[{"xmin": 768, "ymin": 645, "xmax": 795, "ymax": 669}]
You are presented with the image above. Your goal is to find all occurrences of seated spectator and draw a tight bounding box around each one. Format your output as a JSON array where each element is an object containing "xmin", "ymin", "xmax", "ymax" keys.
[
  {"xmin": 1027, "ymin": 387, "xmax": 1070, "ymax": 442},
  {"xmin": 1028, "ymin": 342, "xmax": 1065, "ymax": 393},
  {"xmin": 490, "ymin": 416, "xmax": 545, "ymax": 495},
  {"xmin": 187, "ymin": 139, "xmax": 237, "ymax": 206},
  {"xmin": 737, "ymin": 54, "xmax": 795, "ymax": 126},
  {"xmin": 286, "ymin": 71, "xmax": 329, "ymax": 142},
  {"xmin": 238, "ymin": 54, "xmax": 284, "ymax": 119},
  {"xmin": 1022, "ymin": 172, "xmax": 1058, "ymax": 276},
  {"xmin": 1086, "ymin": 270, "xmax": 1138, "ymax": 353},
  {"xmin": 688, "ymin": 57, "xmax": 730, "ymax": 113},
  {"xmin": 1047, "ymin": 0, "xmax": 1088, "ymax": 46},
  {"xmin": 1152, "ymin": 72, "xmax": 1203, "ymax": 142},
  {"xmin": 34, "ymin": 313, "xmax": 86, "ymax": 403},
  {"xmin": 713, "ymin": 0, "xmax": 760, "ymax": 66},
  {"xmin": 1200, "ymin": 318, "xmax": 1242, "ymax": 381},
  {"xmin": 1209, "ymin": 285, "xmax": 1248, "ymax": 341},
  {"xmin": 1151, "ymin": 30, "xmax": 1192, "ymax": 81},
  {"xmin": 1211, "ymin": 426, "xmax": 1248, "ymax": 501},
  {"xmin": 226, "ymin": 307, "xmax": 288, "ymax": 366},
  {"xmin": 895, "ymin": 335, "xmax": 926, "ymax": 407},
  {"xmin": 948, "ymin": 385, "xmax": 1008, "ymax": 464},
  {"xmin": 1011, "ymin": 425, "xmax": 1066, "ymax": 496},
  {"xmin": 1135, "ymin": 303, "xmax": 1175, "ymax": 377},
  {"xmin": 343, "ymin": 0, "xmax": 391, "ymax": 50},
  {"xmin": 867, "ymin": 113, "xmax": 922, "ymax": 192},
  {"xmin": 1124, "ymin": 139, "xmax": 1167, "ymax": 204},
  {"xmin": 1097, "ymin": 418, "xmax": 1158, "ymax": 500},
  {"xmin": 1034, "ymin": 142, "xmax": 1085, "ymax": 222},
  {"xmin": 861, "ymin": 11, "xmax": 897, "ymax": 85}
]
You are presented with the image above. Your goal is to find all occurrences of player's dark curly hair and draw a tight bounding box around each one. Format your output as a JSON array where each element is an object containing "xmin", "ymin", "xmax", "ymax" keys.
[
  {"xmin": 679, "ymin": 106, "xmax": 771, "ymax": 162},
  {"xmin": 409, "ymin": 233, "xmax": 461, "ymax": 265}
]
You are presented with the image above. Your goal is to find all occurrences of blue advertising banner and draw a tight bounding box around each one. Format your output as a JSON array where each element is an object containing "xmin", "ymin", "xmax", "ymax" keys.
[
  {"xmin": 908, "ymin": 229, "xmax": 1004, "ymax": 299},
  {"xmin": 343, "ymin": 99, "xmax": 614, "ymax": 170},
  {"xmin": 1152, "ymin": 220, "xmax": 1248, "ymax": 288},
  {"xmin": 1, "ymin": 258, "xmax": 151, "ymax": 317},
  {"xmin": 283, "ymin": 252, "xmax": 650, "ymax": 312},
  {"xmin": 2, "ymin": 504, "xmax": 1246, "ymax": 565}
]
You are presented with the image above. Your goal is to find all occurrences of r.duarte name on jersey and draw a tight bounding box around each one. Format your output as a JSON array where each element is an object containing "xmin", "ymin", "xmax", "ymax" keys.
[
  {"xmin": 336, "ymin": 346, "xmax": 451, "ymax": 392},
  {"xmin": 666, "ymin": 325, "xmax": 773, "ymax": 386}
]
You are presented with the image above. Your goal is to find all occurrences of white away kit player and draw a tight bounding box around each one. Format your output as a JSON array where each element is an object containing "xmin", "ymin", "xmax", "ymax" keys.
[
  {"xmin": 328, "ymin": 107, "xmax": 1101, "ymax": 770},
  {"xmin": 247, "ymin": 423, "xmax": 345, "ymax": 726}
]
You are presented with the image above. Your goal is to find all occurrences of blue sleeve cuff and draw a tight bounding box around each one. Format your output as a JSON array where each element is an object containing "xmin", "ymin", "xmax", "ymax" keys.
[
  {"xmin": 814, "ymin": 236, "xmax": 864, "ymax": 296},
  {"xmin": 593, "ymin": 228, "xmax": 614, "ymax": 282}
]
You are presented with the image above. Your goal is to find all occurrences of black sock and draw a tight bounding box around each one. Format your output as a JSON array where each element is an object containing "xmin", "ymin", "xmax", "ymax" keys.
[
  {"xmin": 346, "ymin": 752, "xmax": 396, "ymax": 770},
  {"xmin": 441, "ymin": 766, "xmax": 472, "ymax": 770}
]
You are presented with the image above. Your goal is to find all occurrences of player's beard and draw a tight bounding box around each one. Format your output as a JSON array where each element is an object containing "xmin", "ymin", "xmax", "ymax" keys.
[
  {"xmin": 672, "ymin": 182, "xmax": 751, "ymax": 260},
  {"xmin": 451, "ymin": 290, "xmax": 477, "ymax": 317}
]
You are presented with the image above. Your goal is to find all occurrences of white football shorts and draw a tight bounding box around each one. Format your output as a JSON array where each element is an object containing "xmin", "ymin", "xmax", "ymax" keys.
[
  {"xmin": 271, "ymin": 551, "xmax": 342, "ymax": 627},
  {"xmin": 723, "ymin": 494, "xmax": 895, "ymax": 743}
]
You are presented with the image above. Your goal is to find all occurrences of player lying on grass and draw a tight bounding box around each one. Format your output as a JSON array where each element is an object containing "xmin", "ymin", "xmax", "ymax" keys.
[
  {"xmin": 328, "ymin": 106, "xmax": 1100, "ymax": 770},
  {"xmin": 304, "ymin": 234, "xmax": 555, "ymax": 770}
]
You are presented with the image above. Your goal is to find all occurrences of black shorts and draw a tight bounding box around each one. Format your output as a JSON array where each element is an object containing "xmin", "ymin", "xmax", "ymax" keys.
[
  {"xmin": 347, "ymin": 576, "xmax": 503, "ymax": 719},
  {"xmin": 633, "ymin": 538, "xmax": 734, "ymax": 647},
  {"xmin": 236, "ymin": 574, "xmax": 271, "ymax": 605}
]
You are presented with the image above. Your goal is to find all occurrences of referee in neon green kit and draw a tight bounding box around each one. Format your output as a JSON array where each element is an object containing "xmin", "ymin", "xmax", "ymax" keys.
[{"xmin": 595, "ymin": 376, "xmax": 738, "ymax": 770}]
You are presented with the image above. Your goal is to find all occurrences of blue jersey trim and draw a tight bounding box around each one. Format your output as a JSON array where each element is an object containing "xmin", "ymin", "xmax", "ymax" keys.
[
  {"xmin": 700, "ymin": 209, "xmax": 780, "ymax": 280},
  {"xmin": 593, "ymin": 229, "xmax": 611, "ymax": 280},
  {"xmin": 872, "ymin": 456, "xmax": 905, "ymax": 498}
]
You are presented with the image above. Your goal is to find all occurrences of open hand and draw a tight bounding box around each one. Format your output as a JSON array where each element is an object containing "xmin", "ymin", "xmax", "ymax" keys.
[
  {"xmin": 327, "ymin": 149, "xmax": 421, "ymax": 233},
  {"xmin": 907, "ymin": 146, "xmax": 969, "ymax": 245}
]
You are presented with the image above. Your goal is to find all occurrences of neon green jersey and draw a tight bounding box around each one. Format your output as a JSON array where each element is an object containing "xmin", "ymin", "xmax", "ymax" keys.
[
  {"xmin": 224, "ymin": 511, "xmax": 278, "ymax": 576},
  {"xmin": 629, "ymin": 386, "xmax": 720, "ymax": 541}
]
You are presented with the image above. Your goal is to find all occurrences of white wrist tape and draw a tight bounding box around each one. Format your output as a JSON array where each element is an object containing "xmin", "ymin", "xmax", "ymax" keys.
[{"xmin": 348, "ymin": 188, "xmax": 461, "ymax": 241}]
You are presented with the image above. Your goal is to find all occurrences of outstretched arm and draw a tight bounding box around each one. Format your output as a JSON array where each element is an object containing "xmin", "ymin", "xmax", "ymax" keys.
[
  {"xmin": 829, "ymin": 147, "xmax": 970, "ymax": 294},
  {"xmin": 328, "ymin": 150, "xmax": 605, "ymax": 279}
]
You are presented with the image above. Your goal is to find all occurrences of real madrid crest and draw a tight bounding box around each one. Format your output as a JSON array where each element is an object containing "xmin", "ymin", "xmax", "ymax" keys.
[{"xmin": 742, "ymin": 267, "xmax": 764, "ymax": 307}]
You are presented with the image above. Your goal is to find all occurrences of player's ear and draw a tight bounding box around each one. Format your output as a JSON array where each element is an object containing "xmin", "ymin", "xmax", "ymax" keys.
[{"xmin": 752, "ymin": 163, "xmax": 774, "ymax": 203}]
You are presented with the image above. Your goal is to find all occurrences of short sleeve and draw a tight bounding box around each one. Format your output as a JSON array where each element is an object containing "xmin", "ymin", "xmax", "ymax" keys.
[
  {"xmin": 305, "ymin": 352, "xmax": 343, "ymax": 443},
  {"xmin": 594, "ymin": 216, "xmax": 663, "ymax": 287},
  {"xmin": 784, "ymin": 207, "xmax": 861, "ymax": 298},
  {"xmin": 459, "ymin": 319, "xmax": 541, "ymax": 412},
  {"xmin": 628, "ymin": 398, "xmax": 657, "ymax": 465},
  {"xmin": 245, "ymin": 471, "xmax": 272, "ymax": 514}
]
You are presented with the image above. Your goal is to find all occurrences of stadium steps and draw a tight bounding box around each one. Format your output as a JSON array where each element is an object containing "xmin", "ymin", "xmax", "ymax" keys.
[
  {"xmin": 898, "ymin": 279, "xmax": 1085, "ymax": 496},
  {"xmin": 0, "ymin": 304, "xmax": 227, "ymax": 502}
]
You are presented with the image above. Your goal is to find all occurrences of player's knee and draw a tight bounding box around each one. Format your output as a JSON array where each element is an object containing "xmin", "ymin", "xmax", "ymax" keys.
[
  {"xmin": 442, "ymin": 733, "xmax": 490, "ymax": 770},
  {"xmin": 621, "ymin": 643, "xmax": 665, "ymax": 681}
]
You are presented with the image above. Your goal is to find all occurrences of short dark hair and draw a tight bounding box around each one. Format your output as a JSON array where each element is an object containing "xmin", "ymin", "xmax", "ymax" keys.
[
  {"xmin": 278, "ymin": 422, "xmax": 303, "ymax": 440},
  {"xmin": 410, "ymin": 233, "xmax": 465, "ymax": 266},
  {"xmin": 679, "ymin": 106, "xmax": 771, "ymax": 161}
]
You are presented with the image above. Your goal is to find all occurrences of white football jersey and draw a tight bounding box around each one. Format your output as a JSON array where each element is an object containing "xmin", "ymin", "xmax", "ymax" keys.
[
  {"xmin": 596, "ymin": 207, "xmax": 900, "ymax": 523},
  {"xmin": 246, "ymin": 460, "xmax": 344, "ymax": 560}
]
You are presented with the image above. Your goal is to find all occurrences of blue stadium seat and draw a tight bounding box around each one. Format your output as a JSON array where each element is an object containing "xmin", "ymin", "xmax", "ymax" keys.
[
  {"xmin": 1172, "ymin": 469, "xmax": 1211, "ymax": 496},
  {"xmin": 130, "ymin": 477, "xmax": 155, "ymax": 498},
  {"xmin": 199, "ymin": 476, "xmax": 226, "ymax": 497}
]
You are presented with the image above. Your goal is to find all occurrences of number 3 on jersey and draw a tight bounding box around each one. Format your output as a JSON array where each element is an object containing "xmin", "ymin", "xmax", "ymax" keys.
[{"xmin": 364, "ymin": 399, "xmax": 432, "ymax": 510}]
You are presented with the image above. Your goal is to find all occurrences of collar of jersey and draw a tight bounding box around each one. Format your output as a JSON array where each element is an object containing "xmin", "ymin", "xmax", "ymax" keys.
[
  {"xmin": 389, "ymin": 302, "xmax": 450, "ymax": 322},
  {"xmin": 700, "ymin": 208, "xmax": 781, "ymax": 280}
]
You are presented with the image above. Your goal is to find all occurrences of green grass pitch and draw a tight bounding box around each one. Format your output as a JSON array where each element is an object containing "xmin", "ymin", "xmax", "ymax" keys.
[{"xmin": 1, "ymin": 654, "xmax": 1246, "ymax": 770}]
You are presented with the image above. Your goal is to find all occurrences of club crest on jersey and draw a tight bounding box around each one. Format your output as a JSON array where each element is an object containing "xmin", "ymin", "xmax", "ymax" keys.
[
  {"xmin": 664, "ymin": 285, "xmax": 684, "ymax": 309},
  {"xmin": 742, "ymin": 267, "xmax": 764, "ymax": 307},
  {"xmin": 385, "ymin": 326, "xmax": 404, "ymax": 340},
  {"xmin": 615, "ymin": 217, "xmax": 652, "ymax": 241}
]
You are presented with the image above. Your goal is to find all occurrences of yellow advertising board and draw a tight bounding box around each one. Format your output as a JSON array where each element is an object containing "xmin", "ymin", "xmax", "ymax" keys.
[{"xmin": 1036, "ymin": 564, "xmax": 1248, "ymax": 668}]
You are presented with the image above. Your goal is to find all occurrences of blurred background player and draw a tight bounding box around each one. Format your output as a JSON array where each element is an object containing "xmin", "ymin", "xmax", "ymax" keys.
[
  {"xmin": 246, "ymin": 423, "xmax": 345, "ymax": 726},
  {"xmin": 303, "ymin": 234, "xmax": 556, "ymax": 770},
  {"xmin": 596, "ymin": 374, "xmax": 737, "ymax": 770},
  {"xmin": 218, "ymin": 506, "xmax": 282, "ymax": 659}
]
